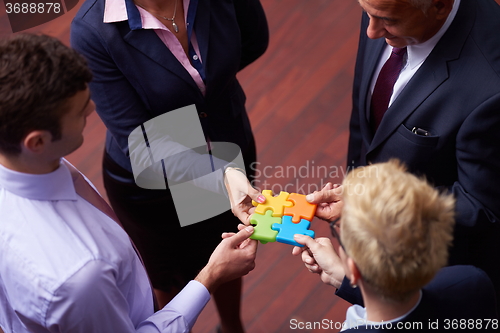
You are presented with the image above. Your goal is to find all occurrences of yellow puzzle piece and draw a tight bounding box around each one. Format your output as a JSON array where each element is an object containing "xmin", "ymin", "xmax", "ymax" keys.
[{"xmin": 252, "ymin": 190, "xmax": 293, "ymax": 217}]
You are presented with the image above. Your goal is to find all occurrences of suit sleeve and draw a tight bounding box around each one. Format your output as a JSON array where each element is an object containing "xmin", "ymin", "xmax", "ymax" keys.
[
  {"xmin": 347, "ymin": 13, "xmax": 369, "ymax": 169},
  {"xmin": 453, "ymin": 92, "xmax": 500, "ymax": 227},
  {"xmin": 233, "ymin": 0, "xmax": 269, "ymax": 70}
]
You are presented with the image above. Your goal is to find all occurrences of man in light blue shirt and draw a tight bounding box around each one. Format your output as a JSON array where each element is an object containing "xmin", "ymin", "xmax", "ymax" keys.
[{"xmin": 0, "ymin": 33, "xmax": 258, "ymax": 333}]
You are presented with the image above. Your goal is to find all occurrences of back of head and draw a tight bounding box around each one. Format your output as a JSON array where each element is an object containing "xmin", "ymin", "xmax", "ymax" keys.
[
  {"xmin": 0, "ymin": 34, "xmax": 92, "ymax": 156},
  {"xmin": 340, "ymin": 159, "xmax": 455, "ymax": 302}
]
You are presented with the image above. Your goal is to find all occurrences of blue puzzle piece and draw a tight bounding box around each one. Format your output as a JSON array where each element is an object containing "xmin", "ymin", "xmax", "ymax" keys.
[{"xmin": 272, "ymin": 215, "xmax": 315, "ymax": 247}]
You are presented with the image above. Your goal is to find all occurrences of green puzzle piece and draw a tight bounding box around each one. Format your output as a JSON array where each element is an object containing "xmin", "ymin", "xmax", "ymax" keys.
[{"xmin": 249, "ymin": 210, "xmax": 282, "ymax": 244}]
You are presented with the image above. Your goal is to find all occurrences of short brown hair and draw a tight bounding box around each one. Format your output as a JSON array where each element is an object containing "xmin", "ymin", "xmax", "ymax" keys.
[
  {"xmin": 0, "ymin": 34, "xmax": 92, "ymax": 155},
  {"xmin": 341, "ymin": 160, "xmax": 455, "ymax": 302}
]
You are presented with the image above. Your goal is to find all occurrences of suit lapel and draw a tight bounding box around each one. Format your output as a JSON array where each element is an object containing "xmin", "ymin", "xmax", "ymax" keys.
[
  {"xmin": 367, "ymin": 0, "xmax": 475, "ymax": 155},
  {"xmin": 121, "ymin": 0, "xmax": 201, "ymax": 93},
  {"xmin": 359, "ymin": 37, "xmax": 386, "ymax": 148},
  {"xmin": 195, "ymin": 0, "xmax": 211, "ymax": 75},
  {"xmin": 368, "ymin": 57, "xmax": 450, "ymax": 151}
]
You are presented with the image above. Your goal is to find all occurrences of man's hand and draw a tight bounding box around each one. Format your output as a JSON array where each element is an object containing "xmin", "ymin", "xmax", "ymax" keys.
[
  {"xmin": 224, "ymin": 167, "xmax": 265, "ymax": 225},
  {"xmin": 292, "ymin": 235, "xmax": 345, "ymax": 289},
  {"xmin": 195, "ymin": 226, "xmax": 258, "ymax": 293},
  {"xmin": 306, "ymin": 182, "xmax": 343, "ymax": 222}
]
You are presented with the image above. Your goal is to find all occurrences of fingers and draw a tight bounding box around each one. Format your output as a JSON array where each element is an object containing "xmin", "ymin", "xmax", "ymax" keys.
[
  {"xmin": 291, "ymin": 245, "xmax": 304, "ymax": 256},
  {"xmin": 226, "ymin": 225, "xmax": 254, "ymax": 248},
  {"xmin": 232, "ymin": 209, "xmax": 251, "ymax": 225},
  {"xmin": 305, "ymin": 262, "xmax": 321, "ymax": 273},
  {"xmin": 293, "ymin": 234, "xmax": 317, "ymax": 248},
  {"xmin": 293, "ymin": 235, "xmax": 319, "ymax": 263},
  {"xmin": 322, "ymin": 182, "xmax": 334, "ymax": 191},
  {"xmin": 243, "ymin": 235, "xmax": 258, "ymax": 253},
  {"xmin": 247, "ymin": 186, "xmax": 266, "ymax": 204},
  {"xmin": 221, "ymin": 232, "xmax": 236, "ymax": 239},
  {"xmin": 306, "ymin": 187, "xmax": 342, "ymax": 204}
]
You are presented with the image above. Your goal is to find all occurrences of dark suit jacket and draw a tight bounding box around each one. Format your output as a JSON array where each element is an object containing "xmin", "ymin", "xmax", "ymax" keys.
[
  {"xmin": 347, "ymin": 0, "xmax": 500, "ymax": 291},
  {"xmin": 337, "ymin": 266, "xmax": 498, "ymax": 332},
  {"xmin": 71, "ymin": 0, "xmax": 268, "ymax": 174}
]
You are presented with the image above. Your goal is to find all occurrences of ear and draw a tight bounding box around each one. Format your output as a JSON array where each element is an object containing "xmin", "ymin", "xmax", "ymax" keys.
[
  {"xmin": 22, "ymin": 130, "xmax": 52, "ymax": 154},
  {"xmin": 432, "ymin": 0, "xmax": 453, "ymax": 20},
  {"xmin": 338, "ymin": 246, "xmax": 359, "ymax": 284},
  {"xmin": 346, "ymin": 257, "xmax": 362, "ymax": 287}
]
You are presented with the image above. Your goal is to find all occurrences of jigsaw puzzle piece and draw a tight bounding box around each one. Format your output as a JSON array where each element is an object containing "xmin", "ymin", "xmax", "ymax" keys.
[
  {"xmin": 284, "ymin": 193, "xmax": 317, "ymax": 223},
  {"xmin": 272, "ymin": 215, "xmax": 315, "ymax": 247},
  {"xmin": 252, "ymin": 190, "xmax": 293, "ymax": 217},
  {"xmin": 249, "ymin": 210, "xmax": 282, "ymax": 244}
]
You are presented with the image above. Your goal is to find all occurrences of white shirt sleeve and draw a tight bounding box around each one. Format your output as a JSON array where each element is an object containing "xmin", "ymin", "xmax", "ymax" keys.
[
  {"xmin": 137, "ymin": 281, "xmax": 211, "ymax": 333},
  {"xmin": 43, "ymin": 261, "xmax": 210, "ymax": 333}
]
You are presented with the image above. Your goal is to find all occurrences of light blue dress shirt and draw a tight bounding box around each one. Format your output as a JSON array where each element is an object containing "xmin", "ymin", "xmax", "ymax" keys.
[{"xmin": 0, "ymin": 160, "xmax": 210, "ymax": 332}]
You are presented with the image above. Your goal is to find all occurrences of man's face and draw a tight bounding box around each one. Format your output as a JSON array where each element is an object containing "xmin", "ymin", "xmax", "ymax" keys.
[
  {"xmin": 358, "ymin": 0, "xmax": 449, "ymax": 48},
  {"xmin": 50, "ymin": 88, "xmax": 95, "ymax": 158}
]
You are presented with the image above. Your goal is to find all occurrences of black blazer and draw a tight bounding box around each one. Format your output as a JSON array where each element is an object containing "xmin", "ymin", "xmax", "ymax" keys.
[
  {"xmin": 71, "ymin": 0, "xmax": 268, "ymax": 173},
  {"xmin": 338, "ymin": 266, "xmax": 498, "ymax": 332}
]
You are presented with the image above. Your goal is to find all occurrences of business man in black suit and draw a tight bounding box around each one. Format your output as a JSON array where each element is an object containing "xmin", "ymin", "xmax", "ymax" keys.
[{"xmin": 345, "ymin": 0, "xmax": 500, "ymax": 303}]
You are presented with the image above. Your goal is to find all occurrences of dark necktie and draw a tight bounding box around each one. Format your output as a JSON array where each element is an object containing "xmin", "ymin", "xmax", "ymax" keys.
[{"xmin": 370, "ymin": 47, "xmax": 407, "ymax": 132}]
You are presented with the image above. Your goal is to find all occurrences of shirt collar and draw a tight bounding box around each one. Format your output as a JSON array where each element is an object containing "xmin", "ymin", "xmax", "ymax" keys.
[
  {"xmin": 406, "ymin": 0, "xmax": 461, "ymax": 70},
  {"xmin": 342, "ymin": 291, "xmax": 423, "ymax": 330},
  {"xmin": 104, "ymin": 0, "xmax": 142, "ymax": 30},
  {"xmin": 0, "ymin": 159, "xmax": 77, "ymax": 201}
]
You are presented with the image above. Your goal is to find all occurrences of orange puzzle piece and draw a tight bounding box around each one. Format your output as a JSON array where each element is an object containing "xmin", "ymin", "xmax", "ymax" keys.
[
  {"xmin": 252, "ymin": 190, "xmax": 293, "ymax": 217},
  {"xmin": 284, "ymin": 193, "xmax": 317, "ymax": 223}
]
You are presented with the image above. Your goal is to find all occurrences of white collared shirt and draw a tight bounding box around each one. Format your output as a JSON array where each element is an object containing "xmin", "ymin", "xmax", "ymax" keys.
[
  {"xmin": 0, "ymin": 159, "xmax": 209, "ymax": 332},
  {"xmin": 341, "ymin": 291, "xmax": 423, "ymax": 331},
  {"xmin": 103, "ymin": 0, "xmax": 206, "ymax": 95},
  {"xmin": 370, "ymin": 0, "xmax": 461, "ymax": 107}
]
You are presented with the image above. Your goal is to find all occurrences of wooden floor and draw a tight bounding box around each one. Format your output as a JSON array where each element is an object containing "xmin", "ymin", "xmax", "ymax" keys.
[{"xmin": 5, "ymin": 1, "xmax": 496, "ymax": 332}]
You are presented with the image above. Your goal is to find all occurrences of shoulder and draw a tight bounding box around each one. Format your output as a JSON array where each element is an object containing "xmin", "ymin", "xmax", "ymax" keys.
[
  {"xmin": 0, "ymin": 200, "xmax": 131, "ymax": 304},
  {"xmin": 74, "ymin": 0, "xmax": 104, "ymax": 21},
  {"xmin": 420, "ymin": 266, "xmax": 497, "ymax": 319},
  {"xmin": 427, "ymin": 265, "xmax": 494, "ymax": 292},
  {"xmin": 452, "ymin": 0, "xmax": 500, "ymax": 77},
  {"xmin": 72, "ymin": 0, "xmax": 111, "ymax": 42}
]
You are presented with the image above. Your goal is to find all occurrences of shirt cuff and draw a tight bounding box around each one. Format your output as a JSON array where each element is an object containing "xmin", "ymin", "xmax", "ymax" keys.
[{"xmin": 164, "ymin": 280, "xmax": 211, "ymax": 328}]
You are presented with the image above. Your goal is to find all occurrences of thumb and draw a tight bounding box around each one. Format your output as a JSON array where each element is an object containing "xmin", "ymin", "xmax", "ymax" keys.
[
  {"xmin": 248, "ymin": 186, "xmax": 266, "ymax": 204},
  {"xmin": 293, "ymin": 234, "xmax": 316, "ymax": 248},
  {"xmin": 227, "ymin": 225, "xmax": 254, "ymax": 247},
  {"xmin": 306, "ymin": 187, "xmax": 342, "ymax": 204},
  {"xmin": 306, "ymin": 190, "xmax": 328, "ymax": 204}
]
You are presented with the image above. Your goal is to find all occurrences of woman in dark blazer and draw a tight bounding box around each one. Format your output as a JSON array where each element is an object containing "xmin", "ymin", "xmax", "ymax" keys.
[{"xmin": 71, "ymin": 0, "xmax": 268, "ymax": 331}]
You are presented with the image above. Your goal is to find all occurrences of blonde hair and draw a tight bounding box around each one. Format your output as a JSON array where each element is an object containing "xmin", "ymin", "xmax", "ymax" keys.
[{"xmin": 341, "ymin": 159, "xmax": 455, "ymax": 302}]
